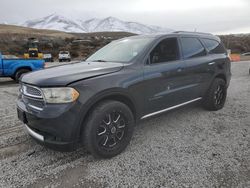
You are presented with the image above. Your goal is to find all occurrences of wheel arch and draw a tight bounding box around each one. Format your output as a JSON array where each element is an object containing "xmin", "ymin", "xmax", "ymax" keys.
[
  {"xmin": 78, "ymin": 91, "xmax": 137, "ymax": 137},
  {"xmin": 214, "ymin": 73, "xmax": 227, "ymax": 83},
  {"xmin": 13, "ymin": 66, "xmax": 32, "ymax": 76}
]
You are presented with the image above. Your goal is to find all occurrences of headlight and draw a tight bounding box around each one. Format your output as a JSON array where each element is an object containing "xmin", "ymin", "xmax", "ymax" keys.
[{"xmin": 41, "ymin": 87, "xmax": 79, "ymax": 104}]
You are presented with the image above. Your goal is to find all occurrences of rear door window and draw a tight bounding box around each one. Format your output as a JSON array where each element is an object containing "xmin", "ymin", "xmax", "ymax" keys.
[
  {"xmin": 201, "ymin": 38, "xmax": 226, "ymax": 54},
  {"xmin": 180, "ymin": 37, "xmax": 206, "ymax": 59}
]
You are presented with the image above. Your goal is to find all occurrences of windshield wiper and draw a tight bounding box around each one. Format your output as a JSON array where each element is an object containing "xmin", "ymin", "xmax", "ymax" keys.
[{"xmin": 92, "ymin": 59, "xmax": 107, "ymax": 62}]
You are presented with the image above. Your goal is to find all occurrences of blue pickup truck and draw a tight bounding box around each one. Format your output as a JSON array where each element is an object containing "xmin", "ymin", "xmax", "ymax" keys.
[{"xmin": 0, "ymin": 52, "xmax": 45, "ymax": 82}]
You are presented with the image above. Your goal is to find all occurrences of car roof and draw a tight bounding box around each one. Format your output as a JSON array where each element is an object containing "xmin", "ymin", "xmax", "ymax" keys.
[{"xmin": 125, "ymin": 31, "xmax": 220, "ymax": 42}]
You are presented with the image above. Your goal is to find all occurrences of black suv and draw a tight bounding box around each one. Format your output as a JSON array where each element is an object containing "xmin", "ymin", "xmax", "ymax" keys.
[{"xmin": 17, "ymin": 31, "xmax": 231, "ymax": 158}]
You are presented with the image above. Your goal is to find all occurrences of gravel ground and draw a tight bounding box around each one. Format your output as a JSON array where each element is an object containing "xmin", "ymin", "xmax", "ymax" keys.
[{"xmin": 0, "ymin": 61, "xmax": 249, "ymax": 187}]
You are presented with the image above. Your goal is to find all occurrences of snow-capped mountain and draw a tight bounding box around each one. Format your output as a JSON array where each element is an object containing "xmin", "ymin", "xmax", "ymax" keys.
[
  {"xmin": 20, "ymin": 14, "xmax": 173, "ymax": 34},
  {"xmin": 22, "ymin": 14, "xmax": 84, "ymax": 33},
  {"xmin": 0, "ymin": 21, "xmax": 9, "ymax": 25}
]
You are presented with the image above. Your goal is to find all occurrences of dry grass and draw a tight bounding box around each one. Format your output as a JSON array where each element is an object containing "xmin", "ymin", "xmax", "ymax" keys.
[
  {"xmin": 0, "ymin": 24, "xmax": 134, "ymax": 58},
  {"xmin": 0, "ymin": 24, "xmax": 75, "ymax": 38}
]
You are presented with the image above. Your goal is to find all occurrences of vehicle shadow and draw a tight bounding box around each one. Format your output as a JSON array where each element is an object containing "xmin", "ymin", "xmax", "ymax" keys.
[{"xmin": 0, "ymin": 78, "xmax": 18, "ymax": 86}]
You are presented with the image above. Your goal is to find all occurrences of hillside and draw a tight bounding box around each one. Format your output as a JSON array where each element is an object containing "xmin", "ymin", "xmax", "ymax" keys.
[
  {"xmin": 219, "ymin": 34, "xmax": 250, "ymax": 53},
  {"xmin": 0, "ymin": 24, "xmax": 75, "ymax": 38},
  {"xmin": 0, "ymin": 24, "xmax": 135, "ymax": 59},
  {"xmin": 0, "ymin": 24, "xmax": 250, "ymax": 60}
]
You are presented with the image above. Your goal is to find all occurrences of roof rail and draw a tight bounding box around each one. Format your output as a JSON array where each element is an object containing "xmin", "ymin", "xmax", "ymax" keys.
[{"xmin": 173, "ymin": 31, "xmax": 213, "ymax": 35}]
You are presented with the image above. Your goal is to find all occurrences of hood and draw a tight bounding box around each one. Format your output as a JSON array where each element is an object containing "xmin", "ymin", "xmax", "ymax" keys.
[{"xmin": 21, "ymin": 61, "xmax": 124, "ymax": 86}]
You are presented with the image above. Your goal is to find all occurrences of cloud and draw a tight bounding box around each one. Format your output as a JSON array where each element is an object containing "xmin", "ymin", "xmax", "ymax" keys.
[{"xmin": 0, "ymin": 0, "xmax": 249, "ymax": 34}]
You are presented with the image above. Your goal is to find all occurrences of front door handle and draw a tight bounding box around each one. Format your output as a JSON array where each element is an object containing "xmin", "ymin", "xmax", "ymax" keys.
[
  {"xmin": 208, "ymin": 62, "xmax": 215, "ymax": 65},
  {"xmin": 177, "ymin": 68, "xmax": 183, "ymax": 72}
]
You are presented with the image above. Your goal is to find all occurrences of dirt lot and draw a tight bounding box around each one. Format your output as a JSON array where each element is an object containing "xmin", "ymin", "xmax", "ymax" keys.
[{"xmin": 0, "ymin": 61, "xmax": 249, "ymax": 187}]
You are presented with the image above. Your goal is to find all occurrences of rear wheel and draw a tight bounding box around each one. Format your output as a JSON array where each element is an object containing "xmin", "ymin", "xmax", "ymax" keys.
[
  {"xmin": 82, "ymin": 100, "xmax": 135, "ymax": 158},
  {"xmin": 14, "ymin": 69, "xmax": 30, "ymax": 82},
  {"xmin": 203, "ymin": 78, "xmax": 227, "ymax": 111}
]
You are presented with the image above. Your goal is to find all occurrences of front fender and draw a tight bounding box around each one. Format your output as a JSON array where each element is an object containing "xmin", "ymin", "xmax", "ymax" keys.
[{"xmin": 71, "ymin": 87, "xmax": 138, "ymax": 139}]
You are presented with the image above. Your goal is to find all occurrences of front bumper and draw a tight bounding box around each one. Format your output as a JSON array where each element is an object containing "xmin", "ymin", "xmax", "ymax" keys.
[
  {"xmin": 24, "ymin": 123, "xmax": 77, "ymax": 151},
  {"xmin": 17, "ymin": 97, "xmax": 82, "ymax": 152},
  {"xmin": 25, "ymin": 124, "xmax": 44, "ymax": 141}
]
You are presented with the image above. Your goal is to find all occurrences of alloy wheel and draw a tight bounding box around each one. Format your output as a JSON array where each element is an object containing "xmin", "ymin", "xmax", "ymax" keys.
[
  {"xmin": 214, "ymin": 85, "xmax": 225, "ymax": 105},
  {"xmin": 97, "ymin": 111, "xmax": 127, "ymax": 148}
]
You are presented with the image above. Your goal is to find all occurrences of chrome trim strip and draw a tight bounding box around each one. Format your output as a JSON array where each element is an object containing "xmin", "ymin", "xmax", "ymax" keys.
[
  {"xmin": 22, "ymin": 94, "xmax": 44, "ymax": 101},
  {"xmin": 141, "ymin": 97, "xmax": 202, "ymax": 119},
  {"xmin": 208, "ymin": 62, "xmax": 215, "ymax": 65},
  {"xmin": 25, "ymin": 124, "xmax": 44, "ymax": 141},
  {"xmin": 28, "ymin": 104, "xmax": 43, "ymax": 111},
  {"xmin": 23, "ymin": 92, "xmax": 43, "ymax": 99}
]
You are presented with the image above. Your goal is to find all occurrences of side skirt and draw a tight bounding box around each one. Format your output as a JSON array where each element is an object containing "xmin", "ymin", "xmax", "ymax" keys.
[{"xmin": 141, "ymin": 97, "xmax": 202, "ymax": 119}]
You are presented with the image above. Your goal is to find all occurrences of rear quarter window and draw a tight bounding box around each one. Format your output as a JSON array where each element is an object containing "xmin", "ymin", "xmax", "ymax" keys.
[
  {"xmin": 201, "ymin": 38, "xmax": 226, "ymax": 54},
  {"xmin": 180, "ymin": 37, "xmax": 206, "ymax": 59}
]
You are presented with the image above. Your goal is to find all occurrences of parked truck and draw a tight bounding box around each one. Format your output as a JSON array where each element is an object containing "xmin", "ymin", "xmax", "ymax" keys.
[
  {"xmin": 0, "ymin": 52, "xmax": 45, "ymax": 82},
  {"xmin": 59, "ymin": 51, "xmax": 71, "ymax": 62}
]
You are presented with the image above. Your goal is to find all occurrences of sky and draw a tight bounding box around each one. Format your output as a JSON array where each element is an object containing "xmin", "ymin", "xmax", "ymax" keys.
[{"xmin": 1, "ymin": 0, "xmax": 250, "ymax": 34}]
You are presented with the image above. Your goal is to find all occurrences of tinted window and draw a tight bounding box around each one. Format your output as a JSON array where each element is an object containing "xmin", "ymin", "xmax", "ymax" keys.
[
  {"xmin": 150, "ymin": 38, "xmax": 179, "ymax": 64},
  {"xmin": 202, "ymin": 38, "xmax": 226, "ymax": 54},
  {"xmin": 181, "ymin": 37, "xmax": 206, "ymax": 59}
]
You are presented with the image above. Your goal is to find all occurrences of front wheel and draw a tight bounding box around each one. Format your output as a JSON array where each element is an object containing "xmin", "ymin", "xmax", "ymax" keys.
[
  {"xmin": 82, "ymin": 100, "xmax": 135, "ymax": 158},
  {"xmin": 203, "ymin": 78, "xmax": 227, "ymax": 111}
]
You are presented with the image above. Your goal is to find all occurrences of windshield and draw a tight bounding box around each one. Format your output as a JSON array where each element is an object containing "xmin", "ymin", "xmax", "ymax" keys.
[{"xmin": 86, "ymin": 37, "xmax": 154, "ymax": 63}]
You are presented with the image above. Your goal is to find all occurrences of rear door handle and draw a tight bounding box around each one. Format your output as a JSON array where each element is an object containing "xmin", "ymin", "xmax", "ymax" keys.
[{"xmin": 208, "ymin": 62, "xmax": 215, "ymax": 65}]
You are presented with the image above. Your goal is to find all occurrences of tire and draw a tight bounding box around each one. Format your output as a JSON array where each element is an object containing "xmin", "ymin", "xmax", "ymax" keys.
[
  {"xmin": 203, "ymin": 78, "xmax": 227, "ymax": 111},
  {"xmin": 14, "ymin": 69, "xmax": 30, "ymax": 83},
  {"xmin": 82, "ymin": 100, "xmax": 135, "ymax": 158}
]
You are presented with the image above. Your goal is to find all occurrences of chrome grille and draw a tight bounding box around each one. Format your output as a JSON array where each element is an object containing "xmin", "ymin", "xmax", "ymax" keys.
[
  {"xmin": 21, "ymin": 84, "xmax": 43, "ymax": 99},
  {"xmin": 22, "ymin": 95, "xmax": 45, "ymax": 111},
  {"xmin": 20, "ymin": 84, "xmax": 44, "ymax": 111},
  {"xmin": 26, "ymin": 86, "xmax": 42, "ymax": 97}
]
